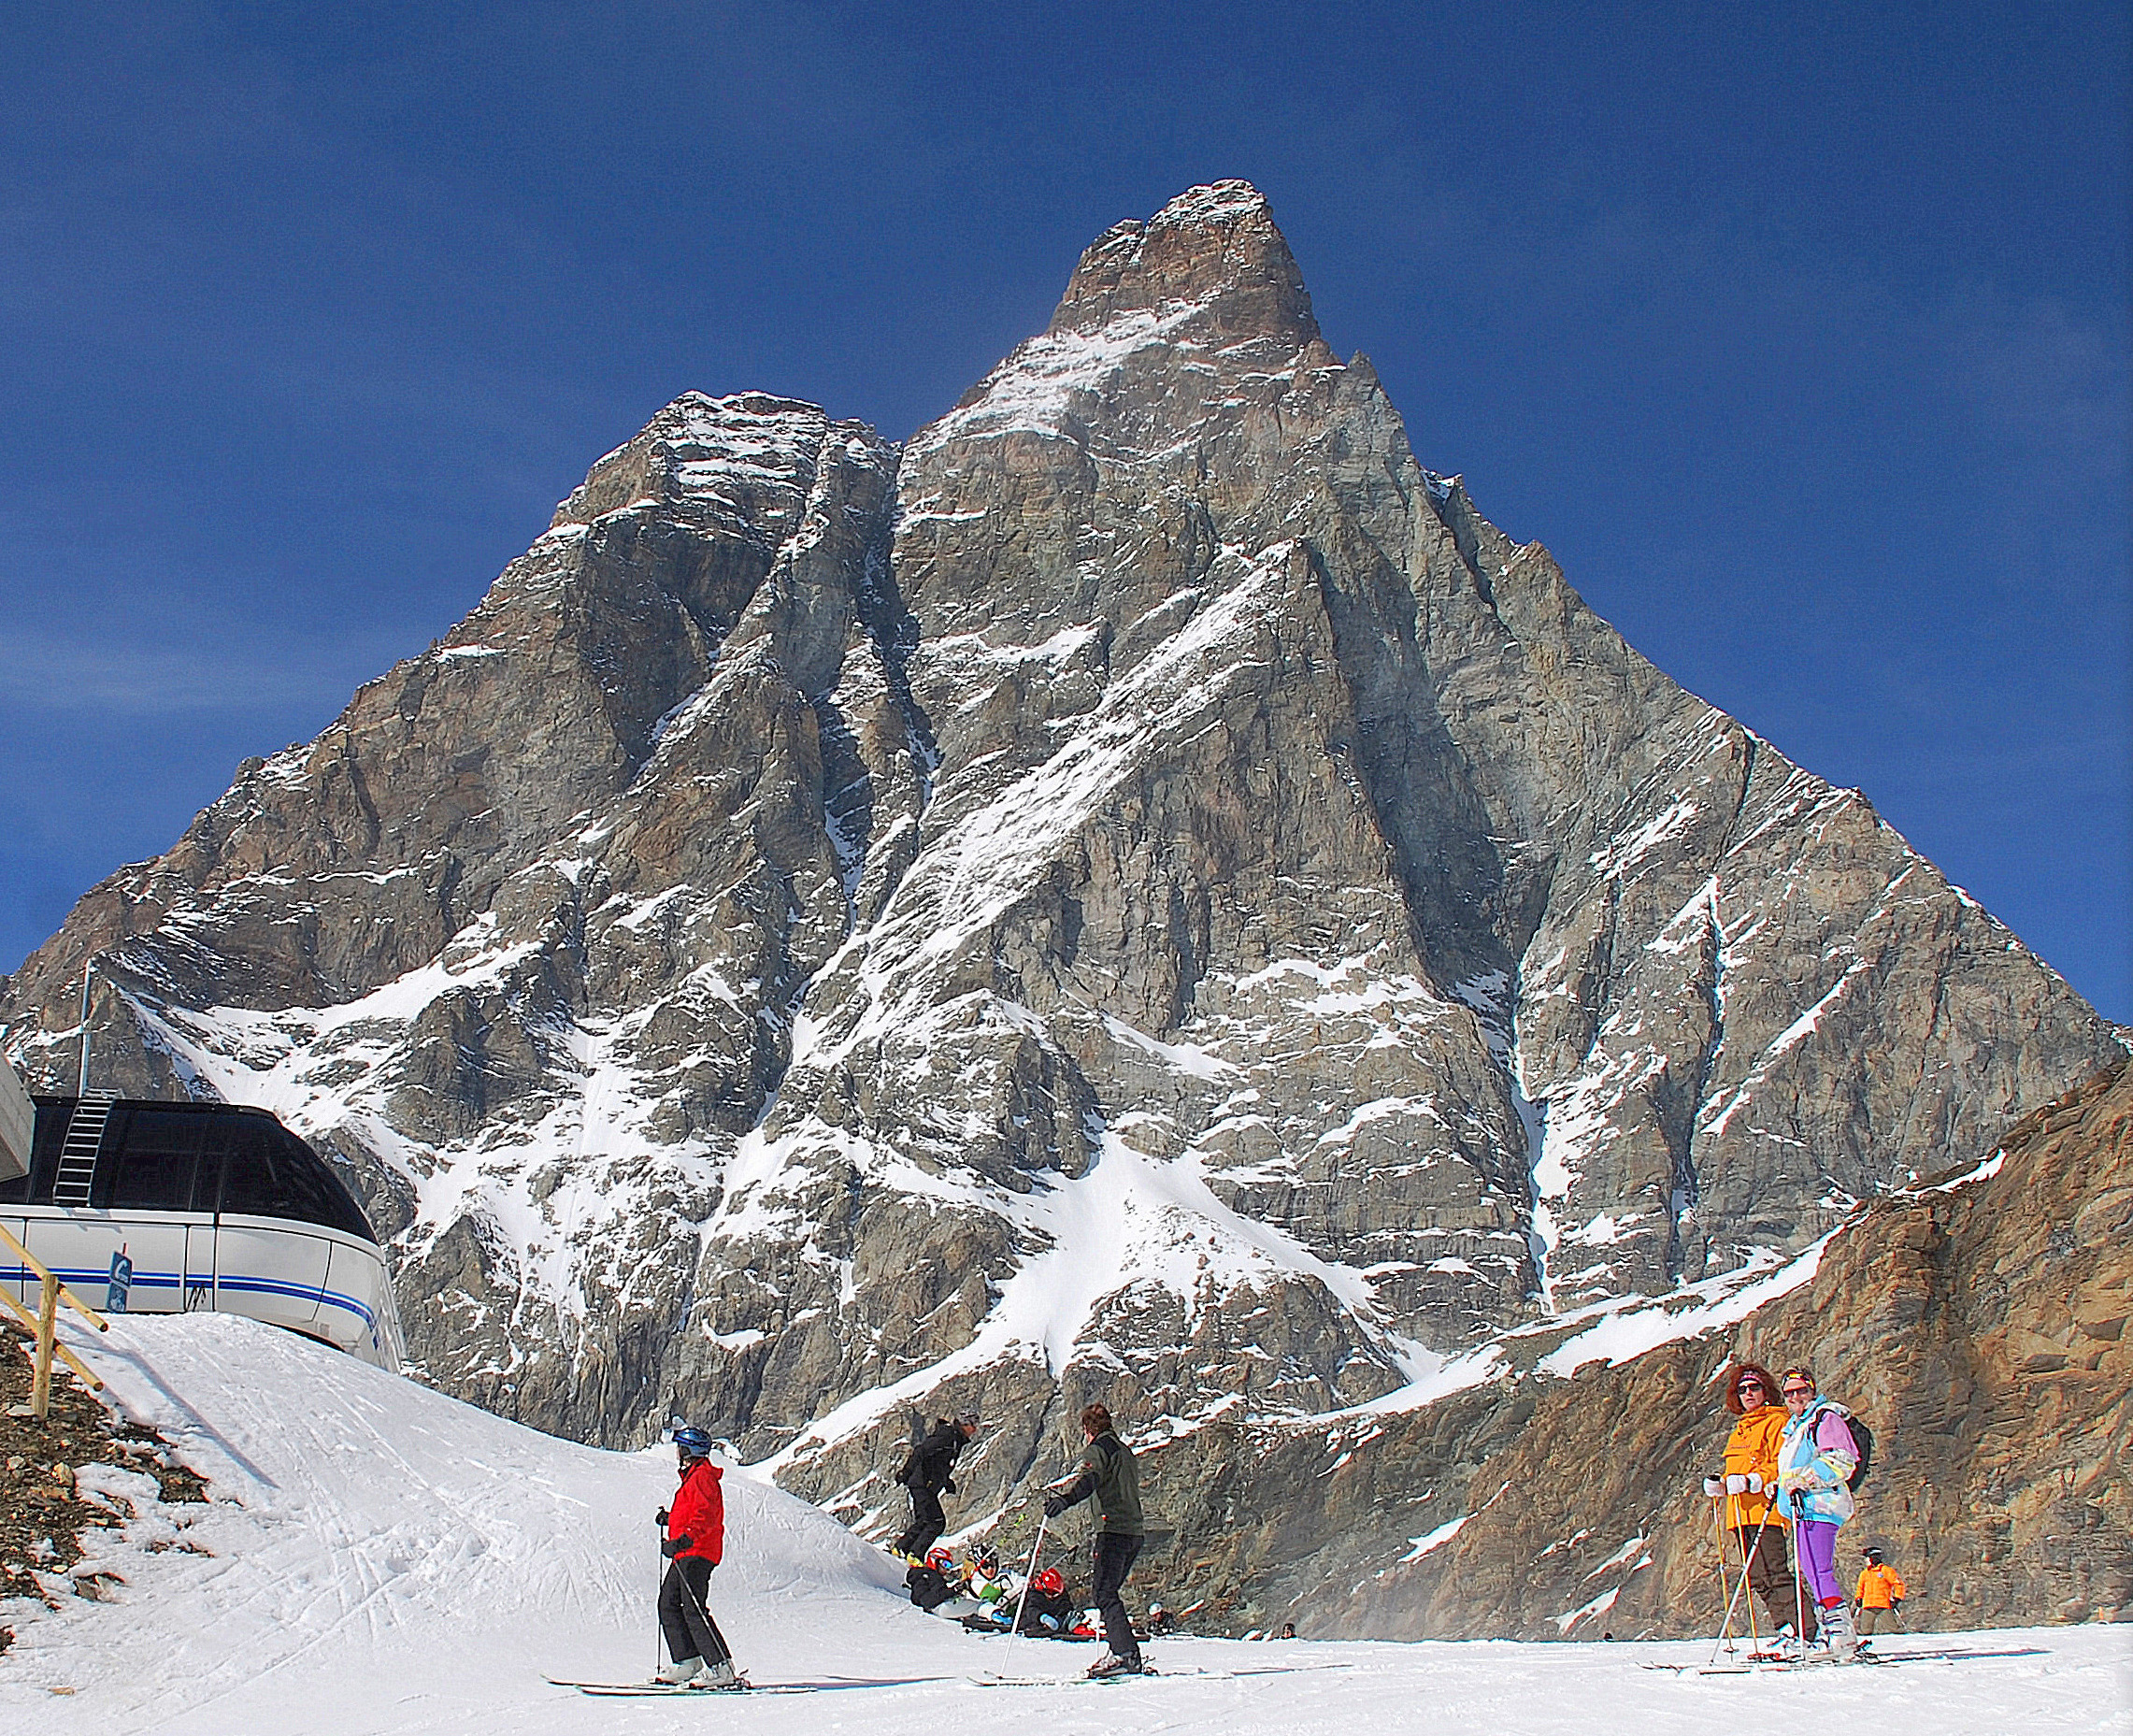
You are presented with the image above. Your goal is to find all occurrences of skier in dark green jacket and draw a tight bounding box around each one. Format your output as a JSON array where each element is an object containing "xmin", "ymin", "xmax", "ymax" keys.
[{"xmin": 1044, "ymin": 1403, "xmax": 1146, "ymax": 1676}]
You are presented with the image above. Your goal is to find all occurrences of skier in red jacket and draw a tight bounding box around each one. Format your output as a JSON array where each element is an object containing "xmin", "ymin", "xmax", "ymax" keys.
[{"xmin": 655, "ymin": 1427, "xmax": 739, "ymax": 1687}]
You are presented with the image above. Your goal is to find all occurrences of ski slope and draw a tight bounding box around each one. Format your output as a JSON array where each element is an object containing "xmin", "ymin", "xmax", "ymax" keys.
[{"xmin": 0, "ymin": 1315, "xmax": 2123, "ymax": 1735}]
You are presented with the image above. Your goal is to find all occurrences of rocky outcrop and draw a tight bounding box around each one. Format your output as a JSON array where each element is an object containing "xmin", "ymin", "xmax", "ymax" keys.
[
  {"xmin": 1240, "ymin": 1057, "xmax": 2129, "ymax": 1639},
  {"xmin": 1, "ymin": 184, "xmax": 2123, "ymax": 1631}
]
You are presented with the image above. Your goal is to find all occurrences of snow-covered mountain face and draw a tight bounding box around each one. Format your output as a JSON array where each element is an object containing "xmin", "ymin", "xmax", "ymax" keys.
[{"xmin": 3, "ymin": 183, "xmax": 2122, "ymax": 1598}]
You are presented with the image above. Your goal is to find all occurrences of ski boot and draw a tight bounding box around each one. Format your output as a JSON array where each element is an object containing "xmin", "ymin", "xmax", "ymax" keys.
[
  {"xmin": 655, "ymin": 1657, "xmax": 702, "ymax": 1686},
  {"xmin": 1087, "ymin": 1653, "xmax": 1148, "ymax": 1678},
  {"xmin": 1754, "ymin": 1627, "xmax": 1802, "ymax": 1663},
  {"xmin": 1818, "ymin": 1601, "xmax": 1860, "ymax": 1662}
]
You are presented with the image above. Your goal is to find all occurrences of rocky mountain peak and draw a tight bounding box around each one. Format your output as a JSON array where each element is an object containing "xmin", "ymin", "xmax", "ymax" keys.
[
  {"xmin": 3, "ymin": 183, "xmax": 2125, "ymax": 1642},
  {"xmin": 1046, "ymin": 179, "xmax": 1318, "ymax": 346},
  {"xmin": 551, "ymin": 390, "xmax": 874, "ymax": 541}
]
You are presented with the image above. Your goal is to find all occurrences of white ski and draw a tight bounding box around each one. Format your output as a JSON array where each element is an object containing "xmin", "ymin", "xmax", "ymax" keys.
[
  {"xmin": 545, "ymin": 1673, "xmax": 943, "ymax": 1697},
  {"xmin": 971, "ymin": 1663, "xmax": 1344, "ymax": 1687}
]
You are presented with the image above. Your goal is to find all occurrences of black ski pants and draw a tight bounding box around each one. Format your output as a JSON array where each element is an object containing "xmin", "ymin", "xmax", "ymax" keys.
[
  {"xmin": 895, "ymin": 1485, "xmax": 947, "ymax": 1558},
  {"xmin": 1731, "ymin": 1525, "xmax": 1817, "ymax": 1643},
  {"xmin": 658, "ymin": 1555, "xmax": 733, "ymax": 1668},
  {"xmin": 1089, "ymin": 1530, "xmax": 1144, "ymax": 1665}
]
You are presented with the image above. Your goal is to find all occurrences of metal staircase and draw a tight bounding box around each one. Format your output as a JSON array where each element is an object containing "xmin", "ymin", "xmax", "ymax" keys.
[{"xmin": 50, "ymin": 1095, "xmax": 116, "ymax": 1207}]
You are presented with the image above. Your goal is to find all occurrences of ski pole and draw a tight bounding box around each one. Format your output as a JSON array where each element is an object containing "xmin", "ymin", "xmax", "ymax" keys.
[
  {"xmin": 1791, "ymin": 1493, "xmax": 1811, "ymax": 1651},
  {"xmin": 1706, "ymin": 1489, "xmax": 1736, "ymax": 1656},
  {"xmin": 1737, "ymin": 1512, "xmax": 1762, "ymax": 1656},
  {"xmin": 1709, "ymin": 1491, "xmax": 1781, "ymax": 1669},
  {"xmin": 1006, "ymin": 1510, "xmax": 1050, "ymax": 1659},
  {"xmin": 679, "ymin": 1557, "xmax": 737, "ymax": 1683},
  {"xmin": 1735, "ymin": 1484, "xmax": 1768, "ymax": 1657}
]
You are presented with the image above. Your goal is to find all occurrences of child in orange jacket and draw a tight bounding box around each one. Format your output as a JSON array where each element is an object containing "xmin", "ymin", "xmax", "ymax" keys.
[{"xmin": 1854, "ymin": 1547, "xmax": 1908, "ymax": 1637}]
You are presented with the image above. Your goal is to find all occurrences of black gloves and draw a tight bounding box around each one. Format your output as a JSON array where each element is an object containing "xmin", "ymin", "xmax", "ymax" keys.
[
  {"xmin": 1043, "ymin": 1495, "xmax": 1067, "ymax": 1519},
  {"xmin": 662, "ymin": 1534, "xmax": 692, "ymax": 1559},
  {"xmin": 656, "ymin": 1508, "xmax": 670, "ymax": 1528}
]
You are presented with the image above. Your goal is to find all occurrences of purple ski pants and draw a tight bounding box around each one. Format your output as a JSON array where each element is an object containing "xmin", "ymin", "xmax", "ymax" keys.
[{"xmin": 1796, "ymin": 1518, "xmax": 1842, "ymax": 1606}]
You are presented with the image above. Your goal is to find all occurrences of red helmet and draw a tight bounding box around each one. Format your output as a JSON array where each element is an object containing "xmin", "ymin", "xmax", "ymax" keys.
[
  {"xmin": 924, "ymin": 1547, "xmax": 954, "ymax": 1571},
  {"xmin": 1034, "ymin": 1567, "xmax": 1064, "ymax": 1596}
]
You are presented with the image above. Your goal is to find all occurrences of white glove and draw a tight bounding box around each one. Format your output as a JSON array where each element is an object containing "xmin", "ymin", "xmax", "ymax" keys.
[
  {"xmin": 1702, "ymin": 1477, "xmax": 1725, "ymax": 1498},
  {"xmin": 1725, "ymin": 1473, "xmax": 1759, "ymax": 1495}
]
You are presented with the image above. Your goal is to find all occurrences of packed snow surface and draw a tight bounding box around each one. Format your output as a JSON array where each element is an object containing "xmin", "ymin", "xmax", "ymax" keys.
[{"xmin": 2, "ymin": 1316, "xmax": 2123, "ymax": 1735}]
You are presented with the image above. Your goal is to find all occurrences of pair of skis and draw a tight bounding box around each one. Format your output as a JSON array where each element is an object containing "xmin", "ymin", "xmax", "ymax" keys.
[
  {"xmin": 541, "ymin": 1670, "xmax": 1153, "ymax": 1698},
  {"xmin": 545, "ymin": 1673, "xmax": 943, "ymax": 1698},
  {"xmin": 973, "ymin": 1667, "xmax": 1161, "ymax": 1687},
  {"xmin": 1648, "ymin": 1642, "xmax": 2048, "ymax": 1677},
  {"xmin": 974, "ymin": 1662, "xmax": 1344, "ymax": 1687},
  {"xmin": 1646, "ymin": 1649, "xmax": 1886, "ymax": 1675}
]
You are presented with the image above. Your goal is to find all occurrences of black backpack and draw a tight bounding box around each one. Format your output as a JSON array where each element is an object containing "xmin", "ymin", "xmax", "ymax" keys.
[
  {"xmin": 893, "ymin": 1411, "xmax": 925, "ymax": 1485},
  {"xmin": 1016, "ymin": 1585, "xmax": 1073, "ymax": 1635},
  {"xmin": 1843, "ymin": 1413, "xmax": 1874, "ymax": 1491},
  {"xmin": 1814, "ymin": 1401, "xmax": 1874, "ymax": 1491},
  {"xmin": 906, "ymin": 1563, "xmax": 952, "ymax": 1611}
]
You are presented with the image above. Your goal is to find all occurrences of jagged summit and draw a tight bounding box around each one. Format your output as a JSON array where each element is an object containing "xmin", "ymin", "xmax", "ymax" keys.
[
  {"xmin": 551, "ymin": 391, "xmax": 876, "ymax": 539},
  {"xmin": 1047, "ymin": 179, "xmax": 1319, "ymax": 345}
]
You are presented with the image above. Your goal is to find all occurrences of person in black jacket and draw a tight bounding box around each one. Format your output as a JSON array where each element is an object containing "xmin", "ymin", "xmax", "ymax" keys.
[
  {"xmin": 894, "ymin": 1413, "xmax": 978, "ymax": 1559},
  {"xmin": 1044, "ymin": 1403, "xmax": 1146, "ymax": 1677}
]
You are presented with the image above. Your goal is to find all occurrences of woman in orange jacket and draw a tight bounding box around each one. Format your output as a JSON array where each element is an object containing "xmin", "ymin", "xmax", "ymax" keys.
[{"xmin": 1715, "ymin": 1362, "xmax": 1815, "ymax": 1645}]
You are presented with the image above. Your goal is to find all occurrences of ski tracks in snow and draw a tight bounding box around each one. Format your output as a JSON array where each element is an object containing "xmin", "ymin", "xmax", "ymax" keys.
[{"xmin": 0, "ymin": 1314, "xmax": 2121, "ymax": 1736}]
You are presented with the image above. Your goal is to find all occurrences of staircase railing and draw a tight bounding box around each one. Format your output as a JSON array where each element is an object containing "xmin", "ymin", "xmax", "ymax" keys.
[{"xmin": 51, "ymin": 1094, "xmax": 116, "ymax": 1207}]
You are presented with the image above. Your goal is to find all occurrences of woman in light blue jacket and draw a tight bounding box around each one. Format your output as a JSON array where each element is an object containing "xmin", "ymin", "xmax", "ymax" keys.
[{"xmin": 1776, "ymin": 1366, "xmax": 1861, "ymax": 1658}]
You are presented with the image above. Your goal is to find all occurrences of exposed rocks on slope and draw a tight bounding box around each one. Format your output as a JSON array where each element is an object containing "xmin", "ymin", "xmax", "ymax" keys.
[
  {"xmin": 0, "ymin": 1334, "xmax": 209, "ymax": 1645},
  {"xmin": 1251, "ymin": 1057, "xmax": 2129, "ymax": 1639}
]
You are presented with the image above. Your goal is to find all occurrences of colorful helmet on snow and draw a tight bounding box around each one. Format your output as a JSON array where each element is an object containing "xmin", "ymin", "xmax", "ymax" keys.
[
  {"xmin": 925, "ymin": 1547, "xmax": 955, "ymax": 1571},
  {"xmin": 1034, "ymin": 1567, "xmax": 1065, "ymax": 1596},
  {"xmin": 977, "ymin": 1551, "xmax": 1000, "ymax": 1575},
  {"xmin": 672, "ymin": 1426, "xmax": 716, "ymax": 1458}
]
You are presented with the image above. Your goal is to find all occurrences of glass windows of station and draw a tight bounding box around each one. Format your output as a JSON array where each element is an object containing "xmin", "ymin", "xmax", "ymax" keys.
[
  {"xmin": 222, "ymin": 1125, "xmax": 374, "ymax": 1240},
  {"xmin": 102, "ymin": 1109, "xmax": 207, "ymax": 1211},
  {"xmin": 24, "ymin": 1102, "xmax": 384, "ymax": 1241}
]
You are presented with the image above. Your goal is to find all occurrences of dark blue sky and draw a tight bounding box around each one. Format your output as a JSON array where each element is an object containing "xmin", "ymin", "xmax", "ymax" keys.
[{"xmin": 4, "ymin": 2, "xmax": 2126, "ymax": 1020}]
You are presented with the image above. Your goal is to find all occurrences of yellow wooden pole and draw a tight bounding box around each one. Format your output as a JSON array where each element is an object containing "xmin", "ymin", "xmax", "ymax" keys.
[
  {"xmin": 0, "ymin": 1224, "xmax": 109, "ymax": 1331},
  {"xmin": 0, "ymin": 1221, "xmax": 110, "ymax": 1415},
  {"xmin": 0, "ymin": 1284, "xmax": 102, "ymax": 1392},
  {"xmin": 31, "ymin": 1271, "xmax": 58, "ymax": 1420}
]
